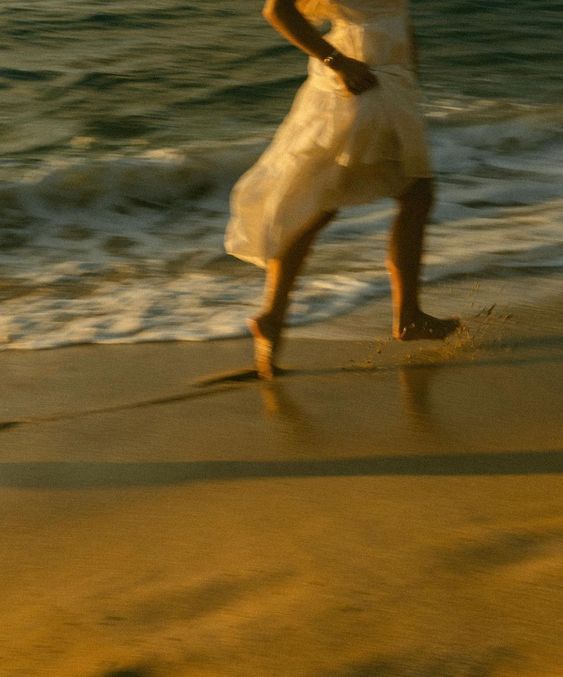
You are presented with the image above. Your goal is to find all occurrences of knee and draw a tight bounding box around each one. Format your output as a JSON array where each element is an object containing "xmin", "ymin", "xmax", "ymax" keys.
[{"xmin": 309, "ymin": 209, "xmax": 338, "ymax": 235}]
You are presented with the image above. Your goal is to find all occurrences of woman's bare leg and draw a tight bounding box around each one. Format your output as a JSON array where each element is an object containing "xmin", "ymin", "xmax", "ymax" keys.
[
  {"xmin": 249, "ymin": 210, "xmax": 337, "ymax": 378},
  {"xmin": 387, "ymin": 178, "xmax": 459, "ymax": 340}
]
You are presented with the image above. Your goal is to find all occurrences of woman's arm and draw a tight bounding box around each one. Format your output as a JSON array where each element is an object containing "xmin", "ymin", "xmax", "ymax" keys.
[{"xmin": 262, "ymin": 0, "xmax": 377, "ymax": 95}]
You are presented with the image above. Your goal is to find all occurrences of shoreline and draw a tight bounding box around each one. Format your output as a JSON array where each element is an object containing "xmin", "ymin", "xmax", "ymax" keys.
[
  {"xmin": 1, "ymin": 276, "xmax": 562, "ymax": 462},
  {"xmin": 1, "ymin": 267, "xmax": 561, "ymax": 352}
]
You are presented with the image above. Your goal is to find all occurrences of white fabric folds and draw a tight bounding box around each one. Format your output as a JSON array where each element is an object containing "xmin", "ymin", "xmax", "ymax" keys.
[{"xmin": 226, "ymin": 0, "xmax": 432, "ymax": 268}]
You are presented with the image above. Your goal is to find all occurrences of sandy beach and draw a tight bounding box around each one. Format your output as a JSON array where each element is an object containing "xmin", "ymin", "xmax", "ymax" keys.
[{"xmin": 1, "ymin": 277, "xmax": 562, "ymax": 676}]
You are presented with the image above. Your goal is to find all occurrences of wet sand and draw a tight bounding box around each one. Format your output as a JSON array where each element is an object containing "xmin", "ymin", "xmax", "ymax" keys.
[{"xmin": 0, "ymin": 279, "xmax": 562, "ymax": 676}]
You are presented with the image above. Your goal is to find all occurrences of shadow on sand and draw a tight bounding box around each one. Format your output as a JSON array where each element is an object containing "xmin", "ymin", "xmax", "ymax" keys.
[{"xmin": 1, "ymin": 450, "xmax": 562, "ymax": 489}]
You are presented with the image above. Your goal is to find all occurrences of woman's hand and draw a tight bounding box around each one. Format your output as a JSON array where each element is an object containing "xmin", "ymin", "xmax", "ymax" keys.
[
  {"xmin": 333, "ymin": 56, "xmax": 379, "ymax": 95},
  {"xmin": 261, "ymin": 1, "xmax": 378, "ymax": 96}
]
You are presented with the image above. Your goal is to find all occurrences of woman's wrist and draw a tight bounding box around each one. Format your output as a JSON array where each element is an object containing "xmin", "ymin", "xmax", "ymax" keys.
[{"xmin": 322, "ymin": 48, "xmax": 346, "ymax": 70}]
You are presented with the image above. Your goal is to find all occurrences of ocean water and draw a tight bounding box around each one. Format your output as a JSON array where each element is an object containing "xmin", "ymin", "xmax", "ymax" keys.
[{"xmin": 0, "ymin": 0, "xmax": 562, "ymax": 349}]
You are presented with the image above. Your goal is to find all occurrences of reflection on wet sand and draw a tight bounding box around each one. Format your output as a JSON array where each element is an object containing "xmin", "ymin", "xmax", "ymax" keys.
[
  {"xmin": 259, "ymin": 380, "xmax": 320, "ymax": 451},
  {"xmin": 399, "ymin": 365, "xmax": 437, "ymax": 425},
  {"xmin": 258, "ymin": 362, "xmax": 444, "ymax": 448}
]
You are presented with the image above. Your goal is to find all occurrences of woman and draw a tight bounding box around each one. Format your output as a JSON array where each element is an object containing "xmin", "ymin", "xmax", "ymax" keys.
[{"xmin": 226, "ymin": 0, "xmax": 459, "ymax": 379}]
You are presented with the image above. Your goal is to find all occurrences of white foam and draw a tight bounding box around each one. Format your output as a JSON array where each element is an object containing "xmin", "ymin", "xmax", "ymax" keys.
[
  {"xmin": 1, "ymin": 110, "xmax": 562, "ymax": 350},
  {"xmin": 0, "ymin": 271, "xmax": 385, "ymax": 349}
]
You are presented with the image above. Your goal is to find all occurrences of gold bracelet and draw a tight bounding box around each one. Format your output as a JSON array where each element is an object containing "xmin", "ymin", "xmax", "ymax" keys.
[{"xmin": 322, "ymin": 49, "xmax": 342, "ymax": 69}]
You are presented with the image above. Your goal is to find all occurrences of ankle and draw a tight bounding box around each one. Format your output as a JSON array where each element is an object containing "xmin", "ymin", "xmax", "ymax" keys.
[
  {"xmin": 249, "ymin": 312, "xmax": 282, "ymax": 344},
  {"xmin": 398, "ymin": 305, "xmax": 420, "ymax": 326}
]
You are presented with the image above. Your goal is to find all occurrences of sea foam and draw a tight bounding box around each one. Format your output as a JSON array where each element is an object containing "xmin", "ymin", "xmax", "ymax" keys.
[{"xmin": 1, "ymin": 109, "xmax": 562, "ymax": 350}]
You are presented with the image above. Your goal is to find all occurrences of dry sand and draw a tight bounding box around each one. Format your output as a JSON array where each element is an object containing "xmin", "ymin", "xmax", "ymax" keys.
[{"xmin": 1, "ymin": 278, "xmax": 562, "ymax": 676}]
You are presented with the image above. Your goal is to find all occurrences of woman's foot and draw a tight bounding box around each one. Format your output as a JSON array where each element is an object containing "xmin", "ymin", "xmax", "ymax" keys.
[
  {"xmin": 247, "ymin": 314, "xmax": 281, "ymax": 380},
  {"xmin": 395, "ymin": 310, "xmax": 460, "ymax": 341}
]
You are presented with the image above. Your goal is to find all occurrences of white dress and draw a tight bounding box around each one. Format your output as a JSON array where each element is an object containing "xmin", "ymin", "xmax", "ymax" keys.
[{"xmin": 225, "ymin": 0, "xmax": 432, "ymax": 268}]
